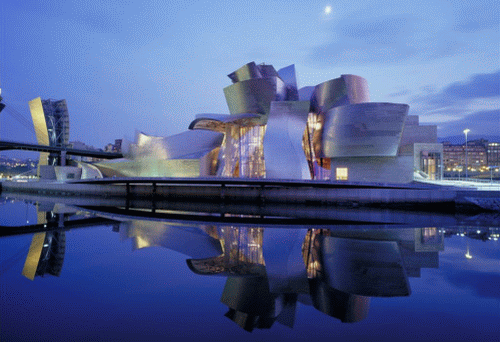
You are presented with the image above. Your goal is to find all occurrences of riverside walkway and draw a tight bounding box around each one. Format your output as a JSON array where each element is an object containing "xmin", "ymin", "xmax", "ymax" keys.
[{"xmin": 415, "ymin": 178, "xmax": 500, "ymax": 191}]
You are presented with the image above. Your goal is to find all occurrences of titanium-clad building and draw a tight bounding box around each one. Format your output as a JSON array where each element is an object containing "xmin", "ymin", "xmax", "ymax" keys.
[{"xmin": 92, "ymin": 61, "xmax": 438, "ymax": 183}]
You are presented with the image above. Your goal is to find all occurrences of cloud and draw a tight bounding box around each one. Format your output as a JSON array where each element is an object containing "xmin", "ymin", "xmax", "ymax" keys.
[
  {"xmin": 430, "ymin": 109, "xmax": 500, "ymax": 137},
  {"xmin": 339, "ymin": 15, "xmax": 413, "ymax": 45},
  {"xmin": 421, "ymin": 71, "xmax": 500, "ymax": 109},
  {"xmin": 409, "ymin": 70, "xmax": 500, "ymax": 136},
  {"xmin": 308, "ymin": 2, "xmax": 499, "ymax": 67},
  {"xmin": 411, "ymin": 70, "xmax": 500, "ymax": 109},
  {"xmin": 13, "ymin": 1, "xmax": 121, "ymax": 34},
  {"xmin": 309, "ymin": 15, "xmax": 418, "ymax": 66},
  {"xmin": 388, "ymin": 89, "xmax": 411, "ymax": 98},
  {"xmin": 450, "ymin": 1, "xmax": 500, "ymax": 33}
]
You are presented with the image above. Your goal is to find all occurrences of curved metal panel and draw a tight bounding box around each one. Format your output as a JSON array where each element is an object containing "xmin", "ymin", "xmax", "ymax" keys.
[
  {"xmin": 132, "ymin": 130, "xmax": 223, "ymax": 160},
  {"xmin": 189, "ymin": 114, "xmax": 233, "ymax": 132},
  {"xmin": 298, "ymin": 86, "xmax": 315, "ymax": 101},
  {"xmin": 259, "ymin": 64, "xmax": 279, "ymax": 78},
  {"xmin": 310, "ymin": 75, "xmax": 369, "ymax": 115},
  {"xmin": 263, "ymin": 101, "xmax": 311, "ymax": 179},
  {"xmin": 341, "ymin": 74, "xmax": 370, "ymax": 104},
  {"xmin": 95, "ymin": 130, "xmax": 223, "ymax": 177},
  {"xmin": 227, "ymin": 61, "xmax": 262, "ymax": 83},
  {"xmin": 76, "ymin": 161, "xmax": 103, "ymax": 179},
  {"xmin": 188, "ymin": 113, "xmax": 262, "ymax": 132},
  {"xmin": 277, "ymin": 64, "xmax": 299, "ymax": 101},
  {"xmin": 322, "ymin": 102, "xmax": 409, "ymax": 157},
  {"xmin": 307, "ymin": 75, "xmax": 369, "ymax": 161},
  {"xmin": 223, "ymin": 77, "xmax": 286, "ymax": 121},
  {"xmin": 94, "ymin": 158, "xmax": 202, "ymax": 178},
  {"xmin": 227, "ymin": 62, "xmax": 280, "ymax": 84}
]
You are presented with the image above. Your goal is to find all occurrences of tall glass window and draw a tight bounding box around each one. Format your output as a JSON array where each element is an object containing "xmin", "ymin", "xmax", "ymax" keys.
[
  {"xmin": 420, "ymin": 151, "xmax": 442, "ymax": 180},
  {"xmin": 303, "ymin": 113, "xmax": 331, "ymax": 180},
  {"xmin": 218, "ymin": 124, "xmax": 266, "ymax": 178}
]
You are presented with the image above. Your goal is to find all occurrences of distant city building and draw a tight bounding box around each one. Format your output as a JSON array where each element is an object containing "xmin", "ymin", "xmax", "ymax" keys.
[
  {"xmin": 114, "ymin": 139, "xmax": 122, "ymax": 153},
  {"xmin": 487, "ymin": 142, "xmax": 500, "ymax": 166},
  {"xmin": 69, "ymin": 141, "xmax": 102, "ymax": 162},
  {"xmin": 104, "ymin": 139, "xmax": 122, "ymax": 153},
  {"xmin": 443, "ymin": 139, "xmax": 488, "ymax": 171}
]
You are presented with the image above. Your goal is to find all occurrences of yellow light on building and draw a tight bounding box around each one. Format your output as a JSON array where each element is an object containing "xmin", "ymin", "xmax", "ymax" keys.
[{"xmin": 336, "ymin": 167, "xmax": 348, "ymax": 180}]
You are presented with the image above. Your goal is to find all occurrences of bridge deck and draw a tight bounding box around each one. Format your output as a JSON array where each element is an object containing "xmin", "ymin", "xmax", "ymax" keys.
[{"xmin": 0, "ymin": 140, "xmax": 122, "ymax": 159}]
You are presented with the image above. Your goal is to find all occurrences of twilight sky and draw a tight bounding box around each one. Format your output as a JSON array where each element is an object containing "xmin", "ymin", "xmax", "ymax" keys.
[{"xmin": 1, "ymin": 0, "xmax": 499, "ymax": 149}]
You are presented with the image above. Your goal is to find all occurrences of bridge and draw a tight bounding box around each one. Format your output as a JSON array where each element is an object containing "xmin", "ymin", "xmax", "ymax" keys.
[
  {"xmin": 0, "ymin": 99, "xmax": 122, "ymax": 160},
  {"xmin": 0, "ymin": 140, "xmax": 123, "ymax": 159}
]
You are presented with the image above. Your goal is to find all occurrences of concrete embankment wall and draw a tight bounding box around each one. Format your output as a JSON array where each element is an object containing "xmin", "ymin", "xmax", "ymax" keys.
[
  {"xmin": 1, "ymin": 179, "xmax": 498, "ymax": 212},
  {"xmin": 0, "ymin": 179, "xmax": 457, "ymax": 205}
]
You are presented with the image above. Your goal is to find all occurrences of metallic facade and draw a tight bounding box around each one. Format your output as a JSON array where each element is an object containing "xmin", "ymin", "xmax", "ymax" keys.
[
  {"xmin": 305, "ymin": 75, "xmax": 371, "ymax": 179},
  {"xmin": 223, "ymin": 77, "xmax": 286, "ymax": 122},
  {"xmin": 263, "ymin": 101, "xmax": 310, "ymax": 179},
  {"xmin": 93, "ymin": 61, "xmax": 421, "ymax": 183},
  {"xmin": 309, "ymin": 75, "xmax": 370, "ymax": 115},
  {"xmin": 94, "ymin": 130, "xmax": 223, "ymax": 177},
  {"xmin": 322, "ymin": 102, "xmax": 409, "ymax": 157}
]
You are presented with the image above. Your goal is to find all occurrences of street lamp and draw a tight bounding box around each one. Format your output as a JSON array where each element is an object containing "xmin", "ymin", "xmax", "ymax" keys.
[
  {"xmin": 463, "ymin": 129, "xmax": 470, "ymax": 180},
  {"xmin": 488, "ymin": 166, "xmax": 498, "ymax": 183}
]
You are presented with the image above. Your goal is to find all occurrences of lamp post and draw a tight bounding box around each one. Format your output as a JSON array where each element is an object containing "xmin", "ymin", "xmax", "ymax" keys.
[
  {"xmin": 463, "ymin": 129, "xmax": 470, "ymax": 180},
  {"xmin": 489, "ymin": 166, "xmax": 498, "ymax": 183}
]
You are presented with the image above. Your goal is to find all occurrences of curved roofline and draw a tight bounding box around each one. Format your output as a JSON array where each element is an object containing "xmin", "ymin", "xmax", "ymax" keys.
[{"xmin": 189, "ymin": 113, "xmax": 262, "ymax": 130}]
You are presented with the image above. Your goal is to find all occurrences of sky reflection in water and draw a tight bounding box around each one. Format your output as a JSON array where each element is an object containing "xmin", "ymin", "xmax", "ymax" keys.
[{"xmin": 0, "ymin": 200, "xmax": 498, "ymax": 341}]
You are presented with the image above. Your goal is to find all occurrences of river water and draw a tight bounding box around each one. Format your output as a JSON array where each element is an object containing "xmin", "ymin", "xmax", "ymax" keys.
[{"xmin": 0, "ymin": 198, "xmax": 499, "ymax": 341}]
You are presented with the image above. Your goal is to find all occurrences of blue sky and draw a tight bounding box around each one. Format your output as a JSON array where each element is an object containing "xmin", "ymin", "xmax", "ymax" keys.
[{"xmin": 0, "ymin": 0, "xmax": 498, "ymax": 149}]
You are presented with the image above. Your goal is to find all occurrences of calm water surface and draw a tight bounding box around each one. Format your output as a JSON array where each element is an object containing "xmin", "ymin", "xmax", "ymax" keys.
[{"xmin": 0, "ymin": 199, "xmax": 499, "ymax": 342}]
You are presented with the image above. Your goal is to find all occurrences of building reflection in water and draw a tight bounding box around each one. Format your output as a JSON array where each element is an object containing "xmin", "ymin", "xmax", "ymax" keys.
[
  {"xmin": 184, "ymin": 225, "xmax": 445, "ymax": 331},
  {"xmin": 18, "ymin": 206, "xmax": 479, "ymax": 331},
  {"xmin": 22, "ymin": 204, "xmax": 67, "ymax": 280}
]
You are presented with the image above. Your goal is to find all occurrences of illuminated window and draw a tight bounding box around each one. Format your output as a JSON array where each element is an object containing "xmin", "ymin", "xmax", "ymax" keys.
[{"xmin": 336, "ymin": 167, "xmax": 348, "ymax": 180}]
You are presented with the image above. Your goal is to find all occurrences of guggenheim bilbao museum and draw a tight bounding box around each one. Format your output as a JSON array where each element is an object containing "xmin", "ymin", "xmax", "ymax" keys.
[{"xmin": 40, "ymin": 62, "xmax": 443, "ymax": 184}]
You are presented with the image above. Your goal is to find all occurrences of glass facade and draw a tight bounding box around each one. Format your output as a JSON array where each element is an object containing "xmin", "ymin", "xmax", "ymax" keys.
[
  {"xmin": 420, "ymin": 151, "xmax": 441, "ymax": 180},
  {"xmin": 303, "ymin": 113, "xmax": 331, "ymax": 180},
  {"xmin": 218, "ymin": 125, "xmax": 266, "ymax": 178}
]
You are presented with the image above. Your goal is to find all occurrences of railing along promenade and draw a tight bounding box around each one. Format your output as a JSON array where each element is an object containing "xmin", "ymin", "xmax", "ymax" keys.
[{"xmin": 0, "ymin": 140, "xmax": 122, "ymax": 159}]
